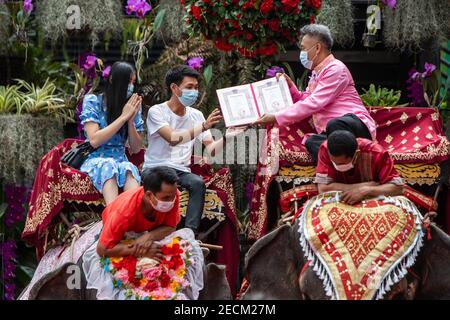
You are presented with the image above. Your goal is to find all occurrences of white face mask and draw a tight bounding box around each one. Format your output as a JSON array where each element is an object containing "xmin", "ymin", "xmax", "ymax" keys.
[
  {"xmin": 151, "ymin": 195, "xmax": 175, "ymax": 213},
  {"xmin": 332, "ymin": 152, "xmax": 358, "ymax": 172},
  {"xmin": 332, "ymin": 161, "xmax": 354, "ymax": 172},
  {"xmin": 299, "ymin": 43, "xmax": 318, "ymax": 70}
]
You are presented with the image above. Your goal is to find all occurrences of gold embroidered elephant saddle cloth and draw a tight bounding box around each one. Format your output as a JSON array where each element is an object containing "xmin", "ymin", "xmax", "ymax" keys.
[{"xmin": 298, "ymin": 193, "xmax": 425, "ymax": 300}]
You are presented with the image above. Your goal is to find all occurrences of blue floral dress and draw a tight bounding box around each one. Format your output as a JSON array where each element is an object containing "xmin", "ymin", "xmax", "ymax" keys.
[{"xmin": 79, "ymin": 94, "xmax": 144, "ymax": 192}]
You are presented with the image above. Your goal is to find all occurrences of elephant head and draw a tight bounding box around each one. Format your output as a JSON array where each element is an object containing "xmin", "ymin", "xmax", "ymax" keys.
[
  {"xmin": 240, "ymin": 222, "xmax": 306, "ymax": 300},
  {"xmin": 26, "ymin": 259, "xmax": 231, "ymax": 300}
]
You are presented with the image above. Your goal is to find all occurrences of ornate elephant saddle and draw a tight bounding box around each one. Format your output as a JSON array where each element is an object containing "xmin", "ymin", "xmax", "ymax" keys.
[{"xmin": 298, "ymin": 193, "xmax": 425, "ymax": 300}]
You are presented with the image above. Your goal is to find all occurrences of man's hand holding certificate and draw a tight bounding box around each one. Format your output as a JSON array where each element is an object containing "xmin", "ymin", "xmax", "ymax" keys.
[{"xmin": 216, "ymin": 74, "xmax": 294, "ymax": 127}]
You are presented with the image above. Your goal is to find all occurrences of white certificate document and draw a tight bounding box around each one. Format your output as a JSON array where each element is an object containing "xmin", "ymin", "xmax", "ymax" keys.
[
  {"xmin": 217, "ymin": 84, "xmax": 260, "ymax": 127},
  {"xmin": 252, "ymin": 77, "xmax": 293, "ymax": 114},
  {"xmin": 216, "ymin": 77, "xmax": 293, "ymax": 127}
]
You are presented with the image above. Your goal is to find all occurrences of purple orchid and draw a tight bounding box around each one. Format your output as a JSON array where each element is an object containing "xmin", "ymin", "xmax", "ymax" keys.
[
  {"xmin": 126, "ymin": 0, "xmax": 152, "ymax": 19},
  {"xmin": 4, "ymin": 185, "xmax": 30, "ymax": 227},
  {"xmin": 78, "ymin": 53, "xmax": 98, "ymax": 79},
  {"xmin": 102, "ymin": 65, "xmax": 111, "ymax": 80},
  {"xmin": 266, "ymin": 65, "xmax": 285, "ymax": 78},
  {"xmin": 187, "ymin": 57, "xmax": 204, "ymax": 71},
  {"xmin": 406, "ymin": 68, "xmax": 426, "ymax": 106},
  {"xmin": 1, "ymin": 239, "xmax": 18, "ymax": 300},
  {"xmin": 23, "ymin": 0, "xmax": 33, "ymax": 14},
  {"xmin": 381, "ymin": 0, "xmax": 396, "ymax": 10},
  {"xmin": 411, "ymin": 62, "xmax": 437, "ymax": 81}
]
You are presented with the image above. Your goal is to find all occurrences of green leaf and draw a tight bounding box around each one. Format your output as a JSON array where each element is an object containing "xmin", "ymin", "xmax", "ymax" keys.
[
  {"xmin": 153, "ymin": 9, "xmax": 166, "ymax": 31},
  {"xmin": 203, "ymin": 65, "xmax": 213, "ymax": 86},
  {"xmin": 0, "ymin": 203, "xmax": 7, "ymax": 220}
]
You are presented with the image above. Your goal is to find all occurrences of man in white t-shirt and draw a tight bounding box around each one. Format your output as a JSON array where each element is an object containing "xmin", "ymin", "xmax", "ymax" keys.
[{"xmin": 143, "ymin": 65, "xmax": 241, "ymax": 236}]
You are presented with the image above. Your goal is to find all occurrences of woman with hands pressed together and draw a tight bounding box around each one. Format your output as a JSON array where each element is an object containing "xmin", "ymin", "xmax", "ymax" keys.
[{"xmin": 80, "ymin": 61, "xmax": 145, "ymax": 205}]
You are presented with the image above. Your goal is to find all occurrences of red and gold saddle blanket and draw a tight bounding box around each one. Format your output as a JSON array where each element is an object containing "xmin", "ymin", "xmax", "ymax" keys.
[{"xmin": 298, "ymin": 193, "xmax": 424, "ymax": 300}]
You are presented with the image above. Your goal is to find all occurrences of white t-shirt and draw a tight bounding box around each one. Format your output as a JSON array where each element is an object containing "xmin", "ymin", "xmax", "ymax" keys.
[{"xmin": 143, "ymin": 102, "xmax": 212, "ymax": 172}]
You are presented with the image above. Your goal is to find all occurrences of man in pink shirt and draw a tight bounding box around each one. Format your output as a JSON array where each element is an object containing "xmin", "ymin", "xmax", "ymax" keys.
[{"xmin": 254, "ymin": 24, "xmax": 376, "ymax": 162}]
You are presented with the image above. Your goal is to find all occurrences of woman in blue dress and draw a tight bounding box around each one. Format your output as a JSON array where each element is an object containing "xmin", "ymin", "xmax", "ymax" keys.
[{"xmin": 80, "ymin": 62, "xmax": 144, "ymax": 205}]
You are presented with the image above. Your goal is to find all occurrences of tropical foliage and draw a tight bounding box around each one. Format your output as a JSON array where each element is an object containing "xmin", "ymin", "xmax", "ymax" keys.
[{"xmin": 360, "ymin": 84, "xmax": 403, "ymax": 107}]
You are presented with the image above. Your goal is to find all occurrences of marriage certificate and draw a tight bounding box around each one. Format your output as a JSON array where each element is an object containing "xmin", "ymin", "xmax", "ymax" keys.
[{"xmin": 217, "ymin": 77, "xmax": 294, "ymax": 127}]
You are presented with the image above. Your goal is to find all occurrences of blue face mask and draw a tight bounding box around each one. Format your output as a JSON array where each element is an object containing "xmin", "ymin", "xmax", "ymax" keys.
[
  {"xmin": 127, "ymin": 84, "xmax": 134, "ymax": 98},
  {"xmin": 299, "ymin": 44, "xmax": 318, "ymax": 70},
  {"xmin": 178, "ymin": 89, "xmax": 199, "ymax": 107}
]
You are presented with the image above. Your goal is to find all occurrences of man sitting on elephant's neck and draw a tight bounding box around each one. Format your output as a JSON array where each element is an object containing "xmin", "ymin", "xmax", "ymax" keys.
[
  {"xmin": 96, "ymin": 166, "xmax": 181, "ymax": 259},
  {"xmin": 315, "ymin": 130, "xmax": 404, "ymax": 205}
]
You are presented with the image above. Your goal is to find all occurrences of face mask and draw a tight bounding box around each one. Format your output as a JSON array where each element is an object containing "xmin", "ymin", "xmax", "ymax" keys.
[
  {"xmin": 127, "ymin": 84, "xmax": 134, "ymax": 98},
  {"xmin": 299, "ymin": 44, "xmax": 318, "ymax": 70},
  {"xmin": 151, "ymin": 195, "xmax": 175, "ymax": 213},
  {"xmin": 332, "ymin": 152, "xmax": 358, "ymax": 172},
  {"xmin": 332, "ymin": 161, "xmax": 354, "ymax": 172},
  {"xmin": 177, "ymin": 88, "xmax": 199, "ymax": 107}
]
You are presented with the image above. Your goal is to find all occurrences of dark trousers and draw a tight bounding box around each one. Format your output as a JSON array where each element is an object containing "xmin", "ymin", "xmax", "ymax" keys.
[
  {"xmin": 175, "ymin": 170, "xmax": 206, "ymax": 233},
  {"xmin": 305, "ymin": 113, "xmax": 372, "ymax": 163}
]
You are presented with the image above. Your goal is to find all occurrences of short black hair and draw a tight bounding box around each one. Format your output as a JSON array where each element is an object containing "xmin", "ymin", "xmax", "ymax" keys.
[
  {"xmin": 165, "ymin": 65, "xmax": 200, "ymax": 97},
  {"xmin": 327, "ymin": 130, "xmax": 357, "ymax": 158},
  {"xmin": 142, "ymin": 166, "xmax": 179, "ymax": 193}
]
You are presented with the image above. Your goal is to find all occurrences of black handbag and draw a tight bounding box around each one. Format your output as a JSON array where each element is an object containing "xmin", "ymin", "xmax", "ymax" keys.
[{"xmin": 61, "ymin": 141, "xmax": 96, "ymax": 170}]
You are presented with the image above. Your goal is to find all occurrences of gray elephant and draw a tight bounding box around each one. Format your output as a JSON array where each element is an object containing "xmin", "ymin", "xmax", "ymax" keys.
[{"xmin": 240, "ymin": 220, "xmax": 450, "ymax": 300}]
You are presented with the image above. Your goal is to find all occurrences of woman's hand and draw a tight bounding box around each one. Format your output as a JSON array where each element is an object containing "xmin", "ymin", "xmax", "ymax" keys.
[
  {"xmin": 276, "ymin": 72, "xmax": 294, "ymax": 88},
  {"xmin": 122, "ymin": 94, "xmax": 141, "ymax": 122},
  {"xmin": 203, "ymin": 108, "xmax": 223, "ymax": 130}
]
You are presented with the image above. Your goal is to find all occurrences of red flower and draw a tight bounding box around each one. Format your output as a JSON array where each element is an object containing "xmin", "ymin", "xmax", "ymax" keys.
[
  {"xmin": 256, "ymin": 42, "xmax": 278, "ymax": 56},
  {"xmin": 260, "ymin": 0, "xmax": 273, "ymax": 15},
  {"xmin": 281, "ymin": 0, "xmax": 299, "ymax": 11},
  {"xmin": 242, "ymin": 0, "xmax": 256, "ymax": 11},
  {"xmin": 215, "ymin": 39, "xmax": 235, "ymax": 51},
  {"xmin": 160, "ymin": 272, "xmax": 171, "ymax": 288},
  {"xmin": 305, "ymin": 0, "xmax": 321, "ymax": 9},
  {"xmin": 268, "ymin": 19, "xmax": 280, "ymax": 32},
  {"xmin": 144, "ymin": 280, "xmax": 159, "ymax": 291},
  {"xmin": 310, "ymin": 14, "xmax": 315, "ymax": 24},
  {"xmin": 245, "ymin": 32, "xmax": 254, "ymax": 40},
  {"xmin": 190, "ymin": 5, "xmax": 202, "ymax": 21}
]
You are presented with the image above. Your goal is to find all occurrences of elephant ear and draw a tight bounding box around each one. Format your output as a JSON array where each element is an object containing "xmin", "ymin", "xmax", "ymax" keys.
[
  {"xmin": 199, "ymin": 263, "xmax": 232, "ymax": 300},
  {"xmin": 242, "ymin": 224, "xmax": 304, "ymax": 299},
  {"xmin": 29, "ymin": 262, "xmax": 83, "ymax": 300},
  {"xmin": 416, "ymin": 224, "xmax": 450, "ymax": 299}
]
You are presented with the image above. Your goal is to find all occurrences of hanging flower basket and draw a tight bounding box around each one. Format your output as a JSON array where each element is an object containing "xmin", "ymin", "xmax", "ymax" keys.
[{"xmin": 180, "ymin": 0, "xmax": 322, "ymax": 58}]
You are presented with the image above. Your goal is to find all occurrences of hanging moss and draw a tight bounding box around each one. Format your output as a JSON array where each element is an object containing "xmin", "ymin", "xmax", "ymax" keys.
[
  {"xmin": 316, "ymin": 0, "xmax": 355, "ymax": 47},
  {"xmin": 155, "ymin": 0, "xmax": 187, "ymax": 44},
  {"xmin": 0, "ymin": 115, "xmax": 64, "ymax": 185},
  {"xmin": 35, "ymin": 0, "xmax": 124, "ymax": 47},
  {"xmin": 0, "ymin": 2, "xmax": 11, "ymax": 53},
  {"xmin": 383, "ymin": 0, "xmax": 450, "ymax": 52}
]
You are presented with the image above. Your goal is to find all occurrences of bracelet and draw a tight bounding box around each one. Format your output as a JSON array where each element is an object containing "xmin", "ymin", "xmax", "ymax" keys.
[{"xmin": 202, "ymin": 122, "xmax": 208, "ymax": 132}]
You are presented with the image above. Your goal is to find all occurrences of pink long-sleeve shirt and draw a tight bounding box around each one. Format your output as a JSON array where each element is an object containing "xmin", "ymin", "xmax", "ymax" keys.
[{"xmin": 274, "ymin": 54, "xmax": 377, "ymax": 143}]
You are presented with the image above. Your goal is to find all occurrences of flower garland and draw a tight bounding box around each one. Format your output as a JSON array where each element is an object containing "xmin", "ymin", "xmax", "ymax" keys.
[
  {"xmin": 100, "ymin": 237, "xmax": 194, "ymax": 300},
  {"xmin": 180, "ymin": 0, "xmax": 321, "ymax": 58}
]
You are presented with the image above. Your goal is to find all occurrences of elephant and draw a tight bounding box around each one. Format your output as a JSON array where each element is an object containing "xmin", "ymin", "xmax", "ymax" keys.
[
  {"xmin": 240, "ymin": 219, "xmax": 450, "ymax": 300},
  {"xmin": 21, "ymin": 255, "xmax": 232, "ymax": 300}
]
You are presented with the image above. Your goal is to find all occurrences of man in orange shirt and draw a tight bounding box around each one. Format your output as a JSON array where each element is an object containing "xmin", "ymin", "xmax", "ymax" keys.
[{"xmin": 96, "ymin": 166, "xmax": 181, "ymax": 259}]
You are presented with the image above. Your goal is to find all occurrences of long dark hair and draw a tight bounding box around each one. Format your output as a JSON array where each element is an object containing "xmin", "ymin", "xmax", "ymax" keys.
[{"xmin": 104, "ymin": 61, "xmax": 135, "ymax": 137}]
